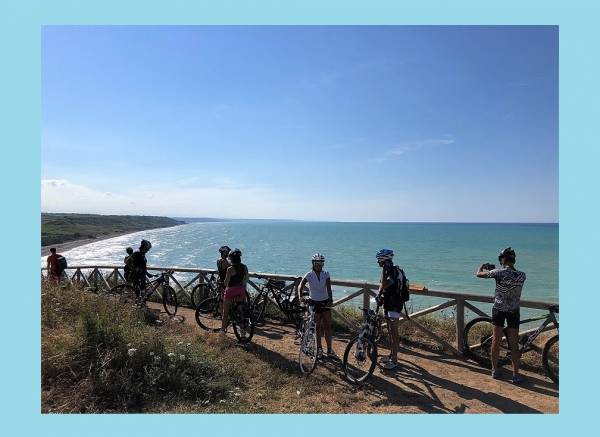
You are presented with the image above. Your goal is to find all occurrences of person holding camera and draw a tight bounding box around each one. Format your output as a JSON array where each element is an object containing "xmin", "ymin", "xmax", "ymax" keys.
[{"xmin": 476, "ymin": 247, "xmax": 527, "ymax": 384}]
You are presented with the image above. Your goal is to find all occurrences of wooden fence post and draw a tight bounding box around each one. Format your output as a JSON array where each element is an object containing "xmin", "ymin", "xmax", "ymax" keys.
[
  {"xmin": 363, "ymin": 285, "xmax": 370, "ymax": 317},
  {"xmin": 456, "ymin": 297, "xmax": 465, "ymax": 354}
]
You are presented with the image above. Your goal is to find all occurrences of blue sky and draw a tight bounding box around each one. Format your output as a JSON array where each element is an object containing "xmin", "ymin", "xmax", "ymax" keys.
[{"xmin": 42, "ymin": 26, "xmax": 558, "ymax": 222}]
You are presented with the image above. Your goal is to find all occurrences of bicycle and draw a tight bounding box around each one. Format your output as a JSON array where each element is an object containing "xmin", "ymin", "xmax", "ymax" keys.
[
  {"xmin": 463, "ymin": 304, "xmax": 559, "ymax": 384},
  {"xmin": 342, "ymin": 299, "xmax": 387, "ymax": 383},
  {"xmin": 297, "ymin": 302, "xmax": 332, "ymax": 375},
  {"xmin": 190, "ymin": 273, "xmax": 222, "ymax": 308},
  {"xmin": 251, "ymin": 277, "xmax": 303, "ymax": 330},
  {"xmin": 194, "ymin": 290, "xmax": 254, "ymax": 343},
  {"xmin": 110, "ymin": 270, "xmax": 179, "ymax": 316}
]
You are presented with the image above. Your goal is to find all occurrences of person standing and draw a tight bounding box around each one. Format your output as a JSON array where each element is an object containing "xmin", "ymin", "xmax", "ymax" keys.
[
  {"xmin": 297, "ymin": 253, "xmax": 336, "ymax": 359},
  {"xmin": 375, "ymin": 248, "xmax": 405, "ymax": 371},
  {"xmin": 46, "ymin": 247, "xmax": 62, "ymax": 283},
  {"xmin": 221, "ymin": 248, "xmax": 248, "ymax": 333},
  {"xmin": 130, "ymin": 239, "xmax": 155, "ymax": 297},
  {"xmin": 123, "ymin": 247, "xmax": 134, "ymax": 282},
  {"xmin": 217, "ymin": 246, "xmax": 231, "ymax": 287},
  {"xmin": 476, "ymin": 247, "xmax": 527, "ymax": 384}
]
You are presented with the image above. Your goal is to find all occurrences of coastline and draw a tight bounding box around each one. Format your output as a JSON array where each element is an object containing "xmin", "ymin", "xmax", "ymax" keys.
[{"xmin": 41, "ymin": 231, "xmax": 137, "ymax": 257}]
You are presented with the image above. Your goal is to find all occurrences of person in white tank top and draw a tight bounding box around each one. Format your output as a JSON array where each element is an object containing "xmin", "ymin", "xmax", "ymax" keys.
[{"xmin": 297, "ymin": 253, "xmax": 336, "ymax": 359}]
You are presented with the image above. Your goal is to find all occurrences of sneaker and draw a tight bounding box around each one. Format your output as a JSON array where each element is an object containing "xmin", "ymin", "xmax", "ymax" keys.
[
  {"xmin": 382, "ymin": 361, "xmax": 399, "ymax": 370},
  {"xmin": 326, "ymin": 350, "xmax": 339, "ymax": 360},
  {"xmin": 491, "ymin": 369, "xmax": 502, "ymax": 379},
  {"xmin": 380, "ymin": 355, "xmax": 393, "ymax": 364},
  {"xmin": 511, "ymin": 374, "xmax": 527, "ymax": 384}
]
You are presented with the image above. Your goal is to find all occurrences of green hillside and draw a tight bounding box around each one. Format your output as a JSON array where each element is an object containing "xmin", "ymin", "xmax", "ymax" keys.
[{"xmin": 41, "ymin": 213, "xmax": 185, "ymax": 246}]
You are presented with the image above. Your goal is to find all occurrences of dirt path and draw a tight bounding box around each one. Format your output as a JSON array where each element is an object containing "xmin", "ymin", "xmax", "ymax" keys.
[{"xmin": 155, "ymin": 304, "xmax": 559, "ymax": 414}]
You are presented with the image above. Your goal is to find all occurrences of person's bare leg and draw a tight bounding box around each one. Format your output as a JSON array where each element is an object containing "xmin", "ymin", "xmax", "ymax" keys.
[
  {"xmin": 316, "ymin": 312, "xmax": 323, "ymax": 351},
  {"xmin": 221, "ymin": 299, "xmax": 232, "ymax": 332},
  {"xmin": 323, "ymin": 311, "xmax": 333, "ymax": 352},
  {"xmin": 491, "ymin": 325, "xmax": 504, "ymax": 372},
  {"xmin": 506, "ymin": 327, "xmax": 521, "ymax": 376}
]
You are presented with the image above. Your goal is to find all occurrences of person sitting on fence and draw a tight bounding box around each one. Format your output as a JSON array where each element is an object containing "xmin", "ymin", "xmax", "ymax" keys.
[
  {"xmin": 297, "ymin": 253, "xmax": 337, "ymax": 360},
  {"xmin": 376, "ymin": 248, "xmax": 404, "ymax": 370},
  {"xmin": 221, "ymin": 248, "xmax": 248, "ymax": 333},
  {"xmin": 123, "ymin": 247, "xmax": 134, "ymax": 282},
  {"xmin": 130, "ymin": 239, "xmax": 156, "ymax": 297},
  {"xmin": 476, "ymin": 247, "xmax": 527, "ymax": 384},
  {"xmin": 46, "ymin": 247, "xmax": 64, "ymax": 283},
  {"xmin": 217, "ymin": 246, "xmax": 231, "ymax": 287}
]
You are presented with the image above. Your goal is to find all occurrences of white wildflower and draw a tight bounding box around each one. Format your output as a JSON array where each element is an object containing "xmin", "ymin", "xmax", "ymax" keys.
[
  {"xmin": 149, "ymin": 351, "xmax": 154, "ymax": 356},
  {"xmin": 179, "ymin": 354, "xmax": 186, "ymax": 360},
  {"xmin": 167, "ymin": 352, "xmax": 176, "ymax": 358},
  {"xmin": 127, "ymin": 348, "xmax": 137, "ymax": 357}
]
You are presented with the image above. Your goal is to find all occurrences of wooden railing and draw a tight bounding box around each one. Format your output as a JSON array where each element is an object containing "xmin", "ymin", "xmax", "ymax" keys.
[{"xmin": 42, "ymin": 265, "xmax": 558, "ymax": 356}]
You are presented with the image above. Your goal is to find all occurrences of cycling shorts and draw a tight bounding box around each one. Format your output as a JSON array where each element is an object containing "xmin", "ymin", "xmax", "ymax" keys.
[{"xmin": 491, "ymin": 308, "xmax": 520, "ymax": 329}]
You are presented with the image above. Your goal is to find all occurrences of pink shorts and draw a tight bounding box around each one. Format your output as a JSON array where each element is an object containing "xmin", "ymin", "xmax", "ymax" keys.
[{"xmin": 224, "ymin": 286, "xmax": 246, "ymax": 301}]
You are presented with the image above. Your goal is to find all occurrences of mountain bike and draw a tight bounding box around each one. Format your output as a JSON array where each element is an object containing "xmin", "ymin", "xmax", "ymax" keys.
[
  {"xmin": 297, "ymin": 302, "xmax": 331, "ymax": 375},
  {"xmin": 194, "ymin": 290, "xmax": 254, "ymax": 343},
  {"xmin": 190, "ymin": 273, "xmax": 222, "ymax": 308},
  {"xmin": 251, "ymin": 277, "xmax": 303, "ymax": 329},
  {"xmin": 463, "ymin": 304, "xmax": 559, "ymax": 384},
  {"xmin": 342, "ymin": 300, "xmax": 386, "ymax": 383},
  {"xmin": 110, "ymin": 270, "xmax": 178, "ymax": 316}
]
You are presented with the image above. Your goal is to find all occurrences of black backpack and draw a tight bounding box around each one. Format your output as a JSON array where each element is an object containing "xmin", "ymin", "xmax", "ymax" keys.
[
  {"xmin": 57, "ymin": 255, "xmax": 68, "ymax": 272},
  {"xmin": 396, "ymin": 266, "xmax": 410, "ymax": 303}
]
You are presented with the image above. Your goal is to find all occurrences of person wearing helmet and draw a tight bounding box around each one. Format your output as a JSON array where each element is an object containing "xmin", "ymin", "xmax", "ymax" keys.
[
  {"xmin": 476, "ymin": 247, "xmax": 527, "ymax": 383},
  {"xmin": 297, "ymin": 253, "xmax": 336, "ymax": 359},
  {"xmin": 123, "ymin": 247, "xmax": 134, "ymax": 282},
  {"xmin": 217, "ymin": 246, "xmax": 231, "ymax": 284},
  {"xmin": 130, "ymin": 239, "xmax": 156, "ymax": 297},
  {"xmin": 222, "ymin": 248, "xmax": 249, "ymax": 333},
  {"xmin": 376, "ymin": 248, "xmax": 403, "ymax": 370}
]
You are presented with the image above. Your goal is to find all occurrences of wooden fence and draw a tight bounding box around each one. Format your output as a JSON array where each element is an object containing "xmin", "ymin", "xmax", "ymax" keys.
[{"xmin": 42, "ymin": 265, "xmax": 558, "ymax": 356}]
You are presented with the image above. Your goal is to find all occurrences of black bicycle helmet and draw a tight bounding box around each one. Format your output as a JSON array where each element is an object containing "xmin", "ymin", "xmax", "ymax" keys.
[
  {"xmin": 228, "ymin": 248, "xmax": 242, "ymax": 263},
  {"xmin": 126, "ymin": 247, "xmax": 133, "ymax": 255},
  {"xmin": 140, "ymin": 239, "xmax": 152, "ymax": 251},
  {"xmin": 219, "ymin": 245, "xmax": 231, "ymax": 254},
  {"xmin": 498, "ymin": 247, "xmax": 516, "ymax": 263}
]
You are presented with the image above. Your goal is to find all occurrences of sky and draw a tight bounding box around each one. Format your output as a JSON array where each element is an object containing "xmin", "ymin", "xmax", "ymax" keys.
[{"xmin": 42, "ymin": 25, "xmax": 558, "ymax": 222}]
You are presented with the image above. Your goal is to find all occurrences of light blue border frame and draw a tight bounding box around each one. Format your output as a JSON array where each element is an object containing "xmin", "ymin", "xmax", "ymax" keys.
[{"xmin": 2, "ymin": 0, "xmax": 598, "ymax": 435}]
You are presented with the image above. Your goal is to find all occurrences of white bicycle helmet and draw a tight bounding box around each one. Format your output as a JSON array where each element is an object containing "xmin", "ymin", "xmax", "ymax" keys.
[{"xmin": 312, "ymin": 253, "xmax": 325, "ymax": 263}]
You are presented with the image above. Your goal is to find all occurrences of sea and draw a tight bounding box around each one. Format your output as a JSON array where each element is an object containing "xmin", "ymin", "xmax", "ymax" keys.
[{"xmin": 43, "ymin": 222, "xmax": 558, "ymax": 317}]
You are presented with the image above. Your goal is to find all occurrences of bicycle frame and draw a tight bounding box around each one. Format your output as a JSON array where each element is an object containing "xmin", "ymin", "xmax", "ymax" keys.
[
  {"xmin": 518, "ymin": 310, "xmax": 558, "ymax": 351},
  {"xmin": 257, "ymin": 278, "xmax": 299, "ymax": 315}
]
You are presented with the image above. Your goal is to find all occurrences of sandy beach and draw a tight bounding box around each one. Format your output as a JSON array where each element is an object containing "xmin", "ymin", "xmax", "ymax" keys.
[{"xmin": 41, "ymin": 231, "xmax": 134, "ymax": 257}]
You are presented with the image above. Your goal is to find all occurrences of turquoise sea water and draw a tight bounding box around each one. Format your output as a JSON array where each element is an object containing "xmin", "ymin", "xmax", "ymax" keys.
[{"xmin": 45, "ymin": 222, "xmax": 558, "ymax": 315}]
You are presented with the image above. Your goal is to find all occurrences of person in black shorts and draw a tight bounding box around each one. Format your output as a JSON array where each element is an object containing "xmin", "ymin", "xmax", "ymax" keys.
[
  {"xmin": 297, "ymin": 253, "xmax": 336, "ymax": 359},
  {"xmin": 217, "ymin": 246, "xmax": 231, "ymax": 287},
  {"xmin": 477, "ymin": 247, "xmax": 527, "ymax": 383},
  {"xmin": 130, "ymin": 239, "xmax": 156, "ymax": 297},
  {"xmin": 123, "ymin": 247, "xmax": 134, "ymax": 282}
]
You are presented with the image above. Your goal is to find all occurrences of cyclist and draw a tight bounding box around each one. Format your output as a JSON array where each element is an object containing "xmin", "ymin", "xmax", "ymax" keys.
[
  {"xmin": 297, "ymin": 253, "xmax": 336, "ymax": 359},
  {"xmin": 130, "ymin": 239, "xmax": 156, "ymax": 297},
  {"xmin": 476, "ymin": 247, "xmax": 527, "ymax": 384},
  {"xmin": 217, "ymin": 246, "xmax": 231, "ymax": 285},
  {"xmin": 123, "ymin": 247, "xmax": 134, "ymax": 282},
  {"xmin": 221, "ymin": 248, "xmax": 249, "ymax": 333},
  {"xmin": 376, "ymin": 248, "xmax": 403, "ymax": 371}
]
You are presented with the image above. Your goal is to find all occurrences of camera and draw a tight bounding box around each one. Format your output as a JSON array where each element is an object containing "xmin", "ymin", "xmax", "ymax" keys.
[{"xmin": 481, "ymin": 263, "xmax": 496, "ymax": 271}]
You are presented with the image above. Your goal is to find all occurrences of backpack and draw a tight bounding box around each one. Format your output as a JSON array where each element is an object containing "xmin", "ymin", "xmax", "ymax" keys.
[
  {"xmin": 57, "ymin": 255, "xmax": 68, "ymax": 272},
  {"xmin": 395, "ymin": 266, "xmax": 410, "ymax": 303}
]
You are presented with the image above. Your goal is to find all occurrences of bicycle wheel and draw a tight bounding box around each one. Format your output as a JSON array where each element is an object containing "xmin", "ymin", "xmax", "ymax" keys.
[
  {"xmin": 195, "ymin": 297, "xmax": 222, "ymax": 332},
  {"xmin": 191, "ymin": 283, "xmax": 212, "ymax": 308},
  {"xmin": 299, "ymin": 324, "xmax": 318, "ymax": 375},
  {"xmin": 114, "ymin": 284, "xmax": 138, "ymax": 307},
  {"xmin": 463, "ymin": 317, "xmax": 510, "ymax": 366},
  {"xmin": 251, "ymin": 292, "xmax": 268, "ymax": 325},
  {"xmin": 161, "ymin": 285, "xmax": 178, "ymax": 316},
  {"xmin": 343, "ymin": 336, "xmax": 378, "ymax": 383},
  {"xmin": 287, "ymin": 296, "xmax": 303, "ymax": 330},
  {"xmin": 542, "ymin": 334, "xmax": 559, "ymax": 385},
  {"xmin": 232, "ymin": 301, "xmax": 254, "ymax": 343}
]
